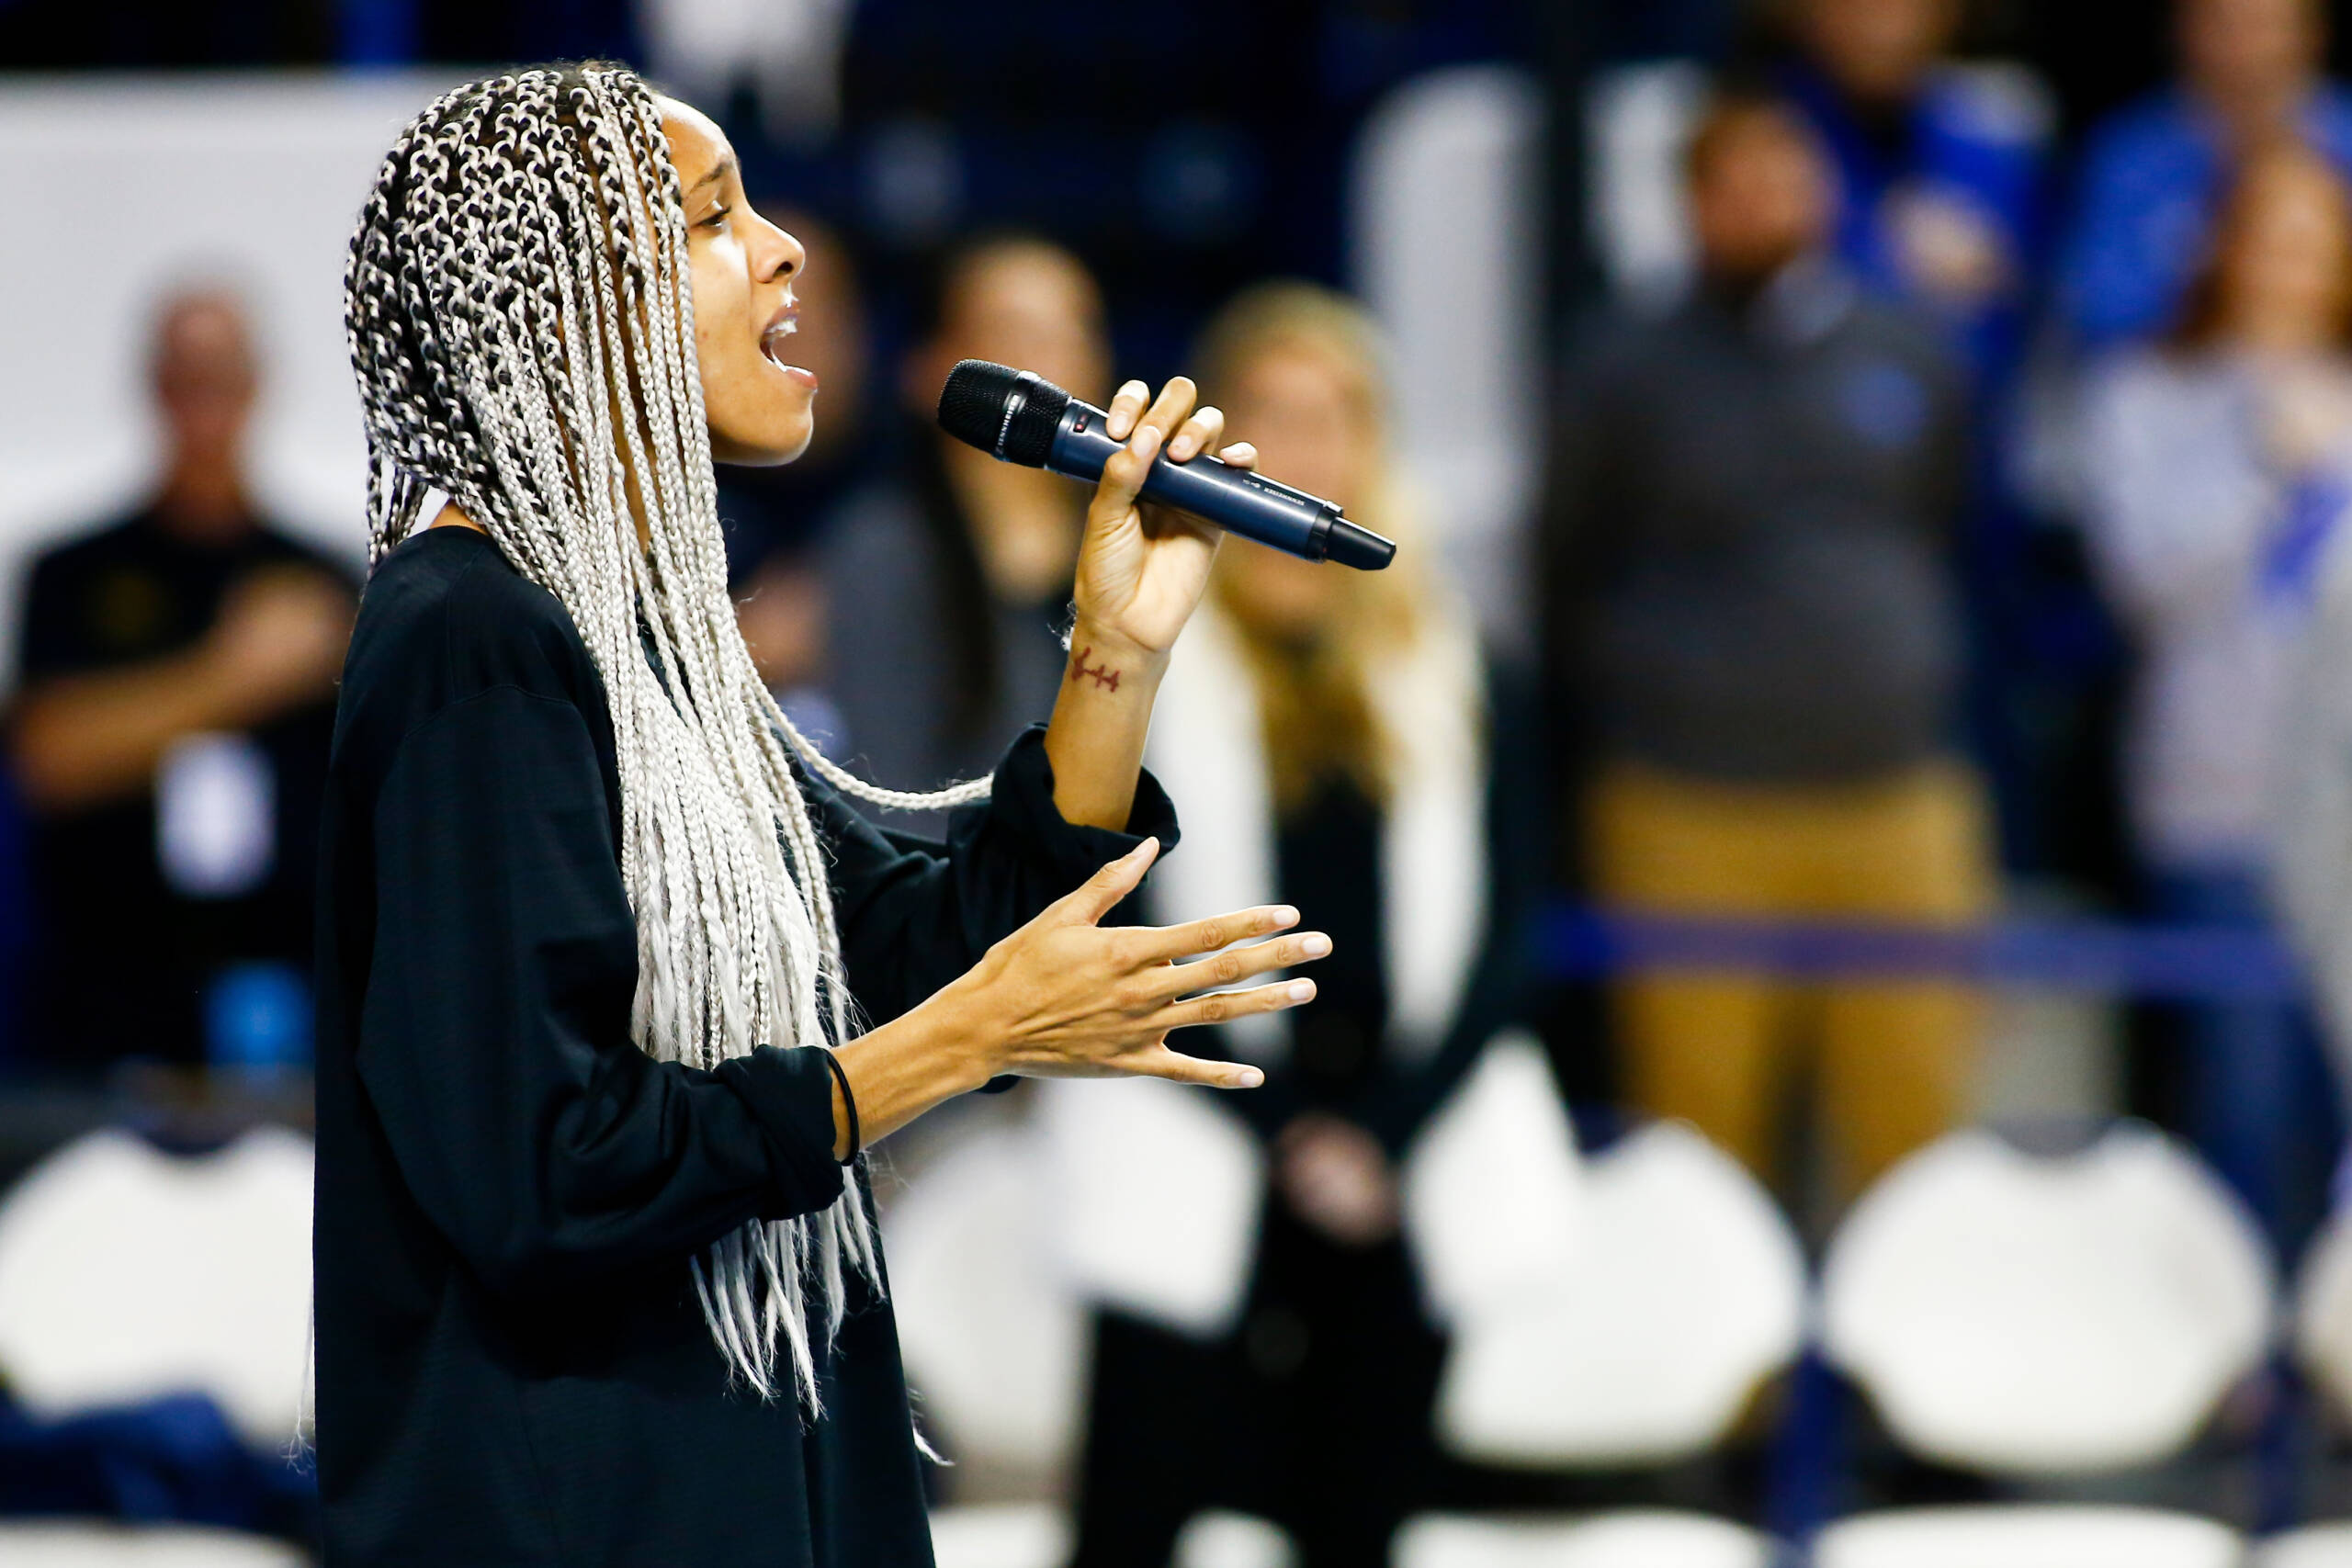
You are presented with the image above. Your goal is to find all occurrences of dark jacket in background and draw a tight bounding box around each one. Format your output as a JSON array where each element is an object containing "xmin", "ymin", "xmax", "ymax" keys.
[
  {"xmin": 15, "ymin": 509, "xmax": 354, "ymax": 1072},
  {"xmin": 1544, "ymin": 263, "xmax": 1970, "ymax": 787},
  {"xmin": 312, "ymin": 526, "xmax": 1174, "ymax": 1567},
  {"xmin": 820, "ymin": 435, "xmax": 1073, "ymax": 839}
]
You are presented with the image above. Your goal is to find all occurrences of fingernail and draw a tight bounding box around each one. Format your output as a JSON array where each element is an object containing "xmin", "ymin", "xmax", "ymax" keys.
[
  {"xmin": 1129, "ymin": 836, "xmax": 1158, "ymax": 859},
  {"xmin": 1272, "ymin": 906, "xmax": 1299, "ymax": 928},
  {"xmin": 1133, "ymin": 425, "xmax": 1161, "ymax": 457},
  {"xmin": 1287, "ymin": 980, "xmax": 1315, "ymax": 1002},
  {"xmin": 1301, "ymin": 933, "xmax": 1331, "ymax": 958},
  {"xmin": 1234, "ymin": 1067, "xmax": 1265, "ymax": 1089},
  {"xmin": 1170, "ymin": 436, "xmax": 1197, "ymax": 460}
]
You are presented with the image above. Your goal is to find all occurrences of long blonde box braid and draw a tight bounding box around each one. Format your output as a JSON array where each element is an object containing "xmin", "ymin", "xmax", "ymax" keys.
[{"xmin": 345, "ymin": 62, "xmax": 988, "ymax": 1407}]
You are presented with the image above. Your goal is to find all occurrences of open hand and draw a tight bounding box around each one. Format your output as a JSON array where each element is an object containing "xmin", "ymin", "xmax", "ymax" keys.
[{"xmin": 954, "ymin": 837, "xmax": 1326, "ymax": 1088}]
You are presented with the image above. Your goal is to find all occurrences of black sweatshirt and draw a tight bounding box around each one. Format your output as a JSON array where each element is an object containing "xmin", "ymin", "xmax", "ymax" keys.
[{"xmin": 311, "ymin": 527, "xmax": 1175, "ymax": 1566}]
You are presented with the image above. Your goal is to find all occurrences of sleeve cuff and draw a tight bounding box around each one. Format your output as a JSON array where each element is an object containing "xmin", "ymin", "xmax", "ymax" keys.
[
  {"xmin": 945, "ymin": 724, "xmax": 1182, "ymax": 890},
  {"xmin": 716, "ymin": 1046, "xmax": 850, "ymax": 1221}
]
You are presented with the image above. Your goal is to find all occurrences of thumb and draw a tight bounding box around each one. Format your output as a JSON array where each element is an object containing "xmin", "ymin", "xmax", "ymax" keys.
[{"xmin": 1059, "ymin": 836, "xmax": 1160, "ymax": 926}]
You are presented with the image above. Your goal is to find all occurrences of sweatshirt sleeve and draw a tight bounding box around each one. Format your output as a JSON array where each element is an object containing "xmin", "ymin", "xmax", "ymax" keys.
[
  {"xmin": 809, "ymin": 724, "xmax": 1181, "ymax": 1030},
  {"xmin": 356, "ymin": 683, "xmax": 844, "ymax": 1301}
]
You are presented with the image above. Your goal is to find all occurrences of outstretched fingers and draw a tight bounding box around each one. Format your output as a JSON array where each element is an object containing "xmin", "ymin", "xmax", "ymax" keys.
[
  {"xmin": 1119, "ymin": 1044, "xmax": 1267, "ymax": 1090},
  {"xmin": 1144, "ymin": 904, "xmax": 1300, "ymax": 961},
  {"xmin": 1055, "ymin": 837, "xmax": 1161, "ymax": 927},
  {"xmin": 1146, "ymin": 928, "xmax": 1332, "ymax": 1002},
  {"xmin": 1149, "ymin": 976, "xmax": 1318, "ymax": 1036}
]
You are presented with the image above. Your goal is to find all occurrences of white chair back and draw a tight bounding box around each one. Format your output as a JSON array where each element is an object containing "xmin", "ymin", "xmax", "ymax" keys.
[
  {"xmin": 2258, "ymin": 1522, "xmax": 2352, "ymax": 1566},
  {"xmin": 1396, "ymin": 1511, "xmax": 1774, "ymax": 1568},
  {"xmin": 1813, "ymin": 1505, "xmax": 2245, "ymax": 1568},
  {"xmin": 1822, "ymin": 1125, "xmax": 2273, "ymax": 1474},
  {"xmin": 1401, "ymin": 1032, "xmax": 1586, "ymax": 1329},
  {"xmin": 0, "ymin": 1523, "xmax": 309, "ymax": 1567},
  {"xmin": 884, "ymin": 1124, "xmax": 1085, "ymax": 1472},
  {"xmin": 2294, "ymin": 1201, "xmax": 2352, "ymax": 1424},
  {"xmin": 926, "ymin": 1503, "xmax": 1069, "ymax": 1568},
  {"xmin": 1038, "ymin": 1075, "xmax": 1264, "ymax": 1339},
  {"xmin": 1435, "ymin": 1121, "xmax": 1805, "ymax": 1466},
  {"xmin": 927, "ymin": 1506, "xmax": 1296, "ymax": 1568},
  {"xmin": 1173, "ymin": 1511, "xmax": 1295, "ymax": 1568},
  {"xmin": 0, "ymin": 1126, "xmax": 313, "ymax": 1448}
]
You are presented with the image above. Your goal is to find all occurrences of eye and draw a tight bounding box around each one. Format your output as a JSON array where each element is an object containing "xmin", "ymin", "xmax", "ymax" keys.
[{"xmin": 698, "ymin": 205, "xmax": 730, "ymax": 231}]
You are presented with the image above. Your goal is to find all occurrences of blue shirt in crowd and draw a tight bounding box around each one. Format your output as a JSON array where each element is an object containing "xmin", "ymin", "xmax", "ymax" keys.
[
  {"xmin": 1783, "ymin": 60, "xmax": 2051, "ymax": 388},
  {"xmin": 2058, "ymin": 85, "xmax": 2352, "ymax": 350}
]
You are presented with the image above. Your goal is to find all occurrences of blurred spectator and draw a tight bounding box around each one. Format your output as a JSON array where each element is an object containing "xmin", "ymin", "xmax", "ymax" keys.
[
  {"xmin": 1070, "ymin": 283, "xmax": 1544, "ymax": 1568},
  {"xmin": 1773, "ymin": 0, "xmax": 2062, "ymax": 888},
  {"xmin": 817, "ymin": 233, "xmax": 1107, "ymax": 834},
  {"xmin": 2058, "ymin": 0, "xmax": 2352, "ymax": 351},
  {"xmin": 1780, "ymin": 0, "xmax": 2051, "ymax": 384},
  {"xmin": 2077, "ymin": 141, "xmax": 2352, "ymax": 1250},
  {"xmin": 641, "ymin": 0, "xmax": 850, "ymax": 145},
  {"xmin": 0, "ymin": 767, "xmax": 24, "ymax": 1060},
  {"xmin": 1544, "ymin": 89, "xmax": 1986, "ymax": 1200},
  {"xmin": 6, "ymin": 287, "xmax": 353, "ymax": 1076}
]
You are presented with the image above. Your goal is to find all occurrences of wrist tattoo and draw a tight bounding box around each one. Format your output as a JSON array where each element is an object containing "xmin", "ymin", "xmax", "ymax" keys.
[{"xmin": 1069, "ymin": 645, "xmax": 1122, "ymax": 693}]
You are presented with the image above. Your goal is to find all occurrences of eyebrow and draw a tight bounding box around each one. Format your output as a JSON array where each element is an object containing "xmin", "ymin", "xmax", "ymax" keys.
[{"xmin": 686, "ymin": 155, "xmax": 738, "ymax": 199}]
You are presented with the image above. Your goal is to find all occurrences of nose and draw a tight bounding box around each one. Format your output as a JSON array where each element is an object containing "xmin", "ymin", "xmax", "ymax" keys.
[{"xmin": 756, "ymin": 216, "xmax": 806, "ymax": 289}]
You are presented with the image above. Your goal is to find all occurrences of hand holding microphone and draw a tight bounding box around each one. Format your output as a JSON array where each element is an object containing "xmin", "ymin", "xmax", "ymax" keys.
[{"xmin": 938, "ymin": 360, "xmax": 1397, "ymax": 571}]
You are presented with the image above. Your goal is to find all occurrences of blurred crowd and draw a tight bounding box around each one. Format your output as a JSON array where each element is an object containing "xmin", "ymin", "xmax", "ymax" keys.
[{"xmin": 22, "ymin": 0, "xmax": 2352, "ymax": 1560}]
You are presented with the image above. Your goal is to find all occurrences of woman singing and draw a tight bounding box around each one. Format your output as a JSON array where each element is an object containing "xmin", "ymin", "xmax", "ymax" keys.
[{"xmin": 315, "ymin": 63, "xmax": 1327, "ymax": 1564}]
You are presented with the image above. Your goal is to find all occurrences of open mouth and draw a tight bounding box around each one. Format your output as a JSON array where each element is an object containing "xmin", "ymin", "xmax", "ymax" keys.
[{"xmin": 760, "ymin": 316, "xmax": 797, "ymax": 368}]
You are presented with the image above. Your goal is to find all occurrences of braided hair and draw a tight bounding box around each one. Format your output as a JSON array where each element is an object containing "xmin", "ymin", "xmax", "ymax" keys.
[{"xmin": 345, "ymin": 62, "xmax": 986, "ymax": 1406}]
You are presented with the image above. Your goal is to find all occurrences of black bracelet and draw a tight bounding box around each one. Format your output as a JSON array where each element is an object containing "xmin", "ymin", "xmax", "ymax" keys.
[{"xmin": 821, "ymin": 1050, "xmax": 861, "ymax": 1165}]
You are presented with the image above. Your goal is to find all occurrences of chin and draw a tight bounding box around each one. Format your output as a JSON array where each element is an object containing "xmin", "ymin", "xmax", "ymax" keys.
[{"xmin": 710, "ymin": 414, "xmax": 815, "ymax": 468}]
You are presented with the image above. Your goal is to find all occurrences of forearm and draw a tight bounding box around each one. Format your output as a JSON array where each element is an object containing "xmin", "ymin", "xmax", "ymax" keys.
[
  {"xmin": 12, "ymin": 655, "xmax": 253, "ymax": 811},
  {"xmin": 1041, "ymin": 617, "xmax": 1168, "ymax": 830},
  {"xmin": 829, "ymin": 983, "xmax": 997, "ymax": 1158}
]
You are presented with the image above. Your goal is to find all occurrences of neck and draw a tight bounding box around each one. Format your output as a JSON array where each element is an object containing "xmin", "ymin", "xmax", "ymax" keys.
[
  {"xmin": 426, "ymin": 500, "xmax": 487, "ymax": 533},
  {"xmin": 2201, "ymin": 74, "xmax": 2312, "ymax": 145},
  {"xmin": 1836, "ymin": 71, "xmax": 1926, "ymax": 124},
  {"xmin": 1702, "ymin": 255, "xmax": 1803, "ymax": 313},
  {"xmin": 2232, "ymin": 319, "xmax": 2335, "ymax": 358},
  {"xmin": 152, "ymin": 455, "xmax": 252, "ymax": 543}
]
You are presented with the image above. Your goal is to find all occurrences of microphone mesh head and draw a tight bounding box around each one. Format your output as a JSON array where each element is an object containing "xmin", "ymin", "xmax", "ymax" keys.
[{"xmin": 937, "ymin": 359, "xmax": 1069, "ymax": 468}]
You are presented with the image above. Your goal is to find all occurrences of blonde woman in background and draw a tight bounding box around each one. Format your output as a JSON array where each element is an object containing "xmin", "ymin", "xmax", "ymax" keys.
[{"xmin": 1063, "ymin": 284, "xmax": 1552, "ymax": 1568}]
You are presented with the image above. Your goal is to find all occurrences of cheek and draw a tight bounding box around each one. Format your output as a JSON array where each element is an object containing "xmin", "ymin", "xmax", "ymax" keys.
[{"xmin": 691, "ymin": 252, "xmax": 750, "ymax": 363}]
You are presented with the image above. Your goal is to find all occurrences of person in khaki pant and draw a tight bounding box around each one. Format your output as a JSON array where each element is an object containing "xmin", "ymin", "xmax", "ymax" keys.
[
  {"xmin": 1589, "ymin": 762, "xmax": 1992, "ymax": 1192},
  {"xmin": 1544, "ymin": 85, "xmax": 1994, "ymax": 1199}
]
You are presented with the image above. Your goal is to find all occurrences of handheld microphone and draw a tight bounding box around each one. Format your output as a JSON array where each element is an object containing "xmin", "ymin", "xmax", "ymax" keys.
[{"xmin": 936, "ymin": 360, "xmax": 1396, "ymax": 571}]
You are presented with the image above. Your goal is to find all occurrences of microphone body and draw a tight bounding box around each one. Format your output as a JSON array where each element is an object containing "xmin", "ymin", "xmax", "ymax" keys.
[{"xmin": 938, "ymin": 361, "xmax": 1396, "ymax": 570}]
